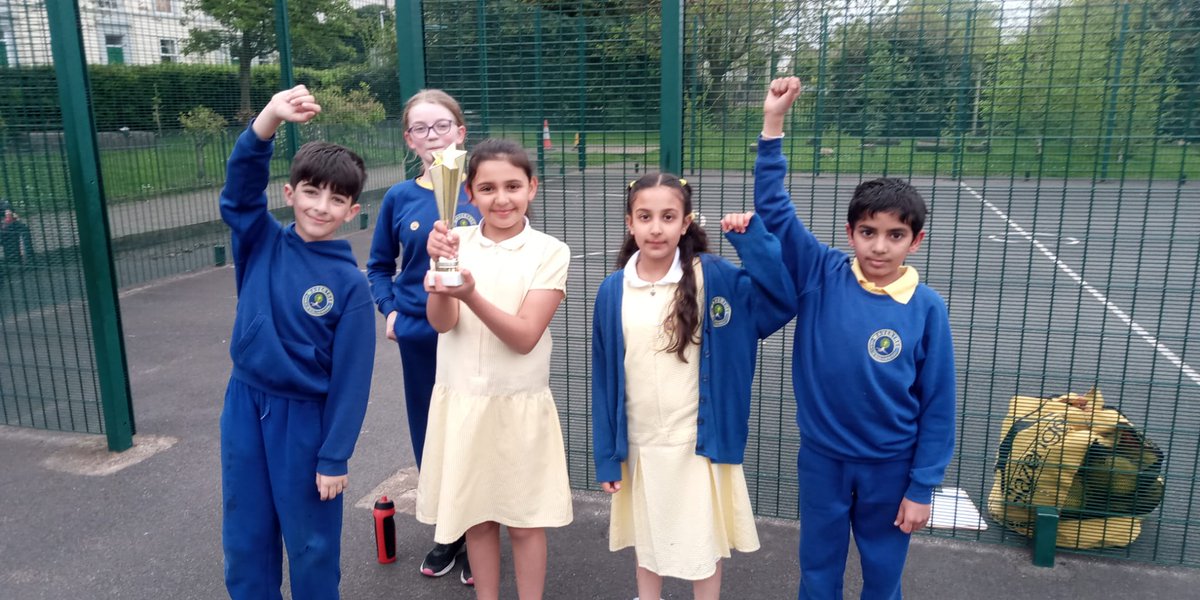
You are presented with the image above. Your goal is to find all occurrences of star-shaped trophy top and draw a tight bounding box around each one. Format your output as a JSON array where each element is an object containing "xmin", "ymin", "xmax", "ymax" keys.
[{"xmin": 431, "ymin": 142, "xmax": 467, "ymax": 173}]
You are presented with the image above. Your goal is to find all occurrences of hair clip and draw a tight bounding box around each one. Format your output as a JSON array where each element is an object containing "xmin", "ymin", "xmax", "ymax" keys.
[
  {"xmin": 679, "ymin": 178, "xmax": 688, "ymax": 187},
  {"xmin": 628, "ymin": 180, "xmax": 637, "ymax": 189}
]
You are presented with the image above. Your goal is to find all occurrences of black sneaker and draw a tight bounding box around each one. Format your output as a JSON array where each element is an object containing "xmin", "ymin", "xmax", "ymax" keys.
[
  {"xmin": 459, "ymin": 552, "xmax": 474, "ymax": 586},
  {"xmin": 420, "ymin": 536, "xmax": 465, "ymax": 577}
]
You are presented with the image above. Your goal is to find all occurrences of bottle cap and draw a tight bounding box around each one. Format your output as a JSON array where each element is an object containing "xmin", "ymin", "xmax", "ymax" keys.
[{"xmin": 374, "ymin": 496, "xmax": 395, "ymax": 510}]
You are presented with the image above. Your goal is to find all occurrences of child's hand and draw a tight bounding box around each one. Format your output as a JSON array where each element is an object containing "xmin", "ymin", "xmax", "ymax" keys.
[
  {"xmin": 763, "ymin": 77, "xmax": 802, "ymax": 116},
  {"xmin": 600, "ymin": 481, "xmax": 622, "ymax": 494},
  {"xmin": 265, "ymin": 85, "xmax": 321, "ymax": 124},
  {"xmin": 253, "ymin": 85, "xmax": 321, "ymax": 140},
  {"xmin": 762, "ymin": 77, "xmax": 802, "ymax": 138},
  {"xmin": 893, "ymin": 497, "xmax": 931, "ymax": 534},
  {"xmin": 425, "ymin": 268, "xmax": 476, "ymax": 300},
  {"xmin": 385, "ymin": 310, "xmax": 398, "ymax": 341},
  {"xmin": 316, "ymin": 473, "xmax": 348, "ymax": 501},
  {"xmin": 427, "ymin": 220, "xmax": 459, "ymax": 261},
  {"xmin": 720, "ymin": 211, "xmax": 755, "ymax": 234}
]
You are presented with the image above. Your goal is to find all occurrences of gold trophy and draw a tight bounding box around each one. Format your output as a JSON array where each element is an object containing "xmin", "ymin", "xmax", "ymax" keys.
[{"xmin": 428, "ymin": 142, "xmax": 468, "ymax": 287}]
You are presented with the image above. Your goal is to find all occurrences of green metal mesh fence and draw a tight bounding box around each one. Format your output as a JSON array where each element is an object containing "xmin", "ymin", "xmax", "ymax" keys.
[
  {"xmin": 0, "ymin": 0, "xmax": 104, "ymax": 434},
  {"xmin": 421, "ymin": 0, "xmax": 1200, "ymax": 566},
  {"xmin": 2, "ymin": 0, "xmax": 1197, "ymax": 566}
]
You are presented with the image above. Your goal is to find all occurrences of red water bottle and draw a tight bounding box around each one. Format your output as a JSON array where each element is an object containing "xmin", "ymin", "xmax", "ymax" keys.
[{"xmin": 373, "ymin": 496, "xmax": 396, "ymax": 564}]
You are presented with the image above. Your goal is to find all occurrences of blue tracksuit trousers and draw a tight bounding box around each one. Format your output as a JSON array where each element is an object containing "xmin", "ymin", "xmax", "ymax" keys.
[
  {"xmin": 221, "ymin": 378, "xmax": 343, "ymax": 600},
  {"xmin": 394, "ymin": 313, "xmax": 438, "ymax": 469},
  {"xmin": 797, "ymin": 445, "xmax": 913, "ymax": 600}
]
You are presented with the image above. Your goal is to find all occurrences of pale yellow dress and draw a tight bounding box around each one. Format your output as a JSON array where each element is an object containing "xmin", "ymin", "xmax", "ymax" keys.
[
  {"xmin": 416, "ymin": 222, "xmax": 574, "ymax": 543},
  {"xmin": 609, "ymin": 252, "xmax": 760, "ymax": 580}
]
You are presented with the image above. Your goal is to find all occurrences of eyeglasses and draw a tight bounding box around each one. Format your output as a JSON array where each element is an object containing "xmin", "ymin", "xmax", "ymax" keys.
[{"xmin": 407, "ymin": 119, "xmax": 456, "ymax": 138}]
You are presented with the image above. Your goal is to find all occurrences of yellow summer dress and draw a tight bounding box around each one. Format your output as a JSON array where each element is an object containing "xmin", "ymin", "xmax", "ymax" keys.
[
  {"xmin": 416, "ymin": 222, "xmax": 574, "ymax": 543},
  {"xmin": 609, "ymin": 251, "xmax": 760, "ymax": 580}
]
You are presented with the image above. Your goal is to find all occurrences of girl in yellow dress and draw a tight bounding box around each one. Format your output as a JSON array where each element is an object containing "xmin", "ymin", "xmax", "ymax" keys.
[
  {"xmin": 420, "ymin": 139, "xmax": 572, "ymax": 600},
  {"xmin": 592, "ymin": 173, "xmax": 796, "ymax": 599}
]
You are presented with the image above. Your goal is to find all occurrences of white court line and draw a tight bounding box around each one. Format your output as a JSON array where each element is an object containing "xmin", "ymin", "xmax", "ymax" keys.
[
  {"xmin": 959, "ymin": 182, "xmax": 1200, "ymax": 388},
  {"xmin": 573, "ymin": 249, "xmax": 620, "ymax": 259}
]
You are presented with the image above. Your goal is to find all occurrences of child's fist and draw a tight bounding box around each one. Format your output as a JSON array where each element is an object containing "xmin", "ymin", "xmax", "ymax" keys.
[
  {"xmin": 721, "ymin": 211, "xmax": 754, "ymax": 234},
  {"xmin": 764, "ymin": 77, "xmax": 802, "ymax": 116},
  {"xmin": 267, "ymin": 84, "xmax": 321, "ymax": 124}
]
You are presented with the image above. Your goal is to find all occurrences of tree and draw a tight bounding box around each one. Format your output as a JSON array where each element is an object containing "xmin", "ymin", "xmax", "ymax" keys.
[
  {"xmin": 984, "ymin": 0, "xmax": 1168, "ymax": 141},
  {"xmin": 182, "ymin": 0, "xmax": 357, "ymax": 120},
  {"xmin": 179, "ymin": 106, "xmax": 228, "ymax": 181}
]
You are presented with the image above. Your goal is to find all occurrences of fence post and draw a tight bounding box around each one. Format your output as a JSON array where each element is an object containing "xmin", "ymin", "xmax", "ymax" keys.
[
  {"xmin": 812, "ymin": 14, "xmax": 829, "ymax": 176},
  {"xmin": 275, "ymin": 0, "xmax": 299, "ymax": 160},
  {"xmin": 660, "ymin": 0, "xmax": 684, "ymax": 175},
  {"xmin": 1099, "ymin": 2, "xmax": 1132, "ymax": 182},
  {"xmin": 535, "ymin": 7, "xmax": 545, "ymax": 179},
  {"xmin": 952, "ymin": 9, "xmax": 977, "ymax": 179},
  {"xmin": 46, "ymin": 0, "xmax": 134, "ymax": 452},
  {"xmin": 396, "ymin": 0, "xmax": 428, "ymax": 180}
]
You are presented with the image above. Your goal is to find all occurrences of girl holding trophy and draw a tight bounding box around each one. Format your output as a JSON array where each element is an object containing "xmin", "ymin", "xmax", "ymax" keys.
[
  {"xmin": 366, "ymin": 90, "xmax": 480, "ymax": 582},
  {"xmin": 420, "ymin": 139, "xmax": 574, "ymax": 600}
]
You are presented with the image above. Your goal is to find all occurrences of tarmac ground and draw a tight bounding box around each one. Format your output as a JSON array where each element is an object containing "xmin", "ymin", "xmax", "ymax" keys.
[{"xmin": 2, "ymin": 226, "xmax": 1199, "ymax": 599}]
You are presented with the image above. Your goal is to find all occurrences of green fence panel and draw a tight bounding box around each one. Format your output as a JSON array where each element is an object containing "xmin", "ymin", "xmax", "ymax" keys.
[
  {"xmin": 681, "ymin": 0, "xmax": 1199, "ymax": 567},
  {"xmin": 3, "ymin": 0, "xmax": 1196, "ymax": 567},
  {"xmin": 0, "ymin": 0, "xmax": 105, "ymax": 435},
  {"xmin": 418, "ymin": 0, "xmax": 1199, "ymax": 567}
]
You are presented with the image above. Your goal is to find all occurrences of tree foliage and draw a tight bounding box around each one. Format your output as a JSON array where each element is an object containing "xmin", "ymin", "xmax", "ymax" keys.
[{"xmin": 182, "ymin": 0, "xmax": 358, "ymax": 118}]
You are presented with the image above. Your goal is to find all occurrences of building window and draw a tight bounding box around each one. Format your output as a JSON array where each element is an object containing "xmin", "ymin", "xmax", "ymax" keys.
[
  {"xmin": 98, "ymin": 0, "xmax": 121, "ymax": 9},
  {"xmin": 160, "ymin": 39, "xmax": 177, "ymax": 63},
  {"xmin": 105, "ymin": 34, "xmax": 125, "ymax": 65},
  {"xmin": 155, "ymin": 0, "xmax": 172, "ymax": 13}
]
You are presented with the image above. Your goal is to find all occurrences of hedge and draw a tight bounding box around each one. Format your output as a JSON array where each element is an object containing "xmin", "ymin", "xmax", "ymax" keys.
[{"xmin": 0, "ymin": 63, "xmax": 402, "ymax": 133}]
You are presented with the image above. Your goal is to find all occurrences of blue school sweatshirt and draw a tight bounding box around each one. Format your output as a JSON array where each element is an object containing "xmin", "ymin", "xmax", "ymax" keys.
[
  {"xmin": 220, "ymin": 126, "xmax": 376, "ymax": 476},
  {"xmin": 366, "ymin": 179, "xmax": 479, "ymax": 325},
  {"xmin": 754, "ymin": 136, "xmax": 957, "ymax": 504},
  {"xmin": 591, "ymin": 216, "xmax": 796, "ymax": 483}
]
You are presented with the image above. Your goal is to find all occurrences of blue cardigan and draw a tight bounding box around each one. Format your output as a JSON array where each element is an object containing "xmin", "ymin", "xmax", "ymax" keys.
[{"xmin": 591, "ymin": 216, "xmax": 796, "ymax": 483}]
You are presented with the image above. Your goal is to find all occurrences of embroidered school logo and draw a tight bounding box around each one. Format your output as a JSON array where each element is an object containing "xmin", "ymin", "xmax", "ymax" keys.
[
  {"xmin": 302, "ymin": 285, "xmax": 334, "ymax": 317},
  {"xmin": 868, "ymin": 329, "xmax": 902, "ymax": 363},
  {"xmin": 454, "ymin": 212, "xmax": 478, "ymax": 227},
  {"xmin": 710, "ymin": 296, "xmax": 732, "ymax": 328},
  {"xmin": 409, "ymin": 220, "xmax": 420, "ymax": 231}
]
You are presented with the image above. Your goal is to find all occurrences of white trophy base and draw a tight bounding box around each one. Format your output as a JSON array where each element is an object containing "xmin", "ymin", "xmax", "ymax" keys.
[{"xmin": 428, "ymin": 270, "xmax": 463, "ymax": 287}]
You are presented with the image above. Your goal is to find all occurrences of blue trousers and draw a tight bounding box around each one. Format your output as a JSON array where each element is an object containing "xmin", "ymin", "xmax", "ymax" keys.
[
  {"xmin": 221, "ymin": 378, "xmax": 343, "ymax": 600},
  {"xmin": 394, "ymin": 313, "xmax": 438, "ymax": 468},
  {"xmin": 797, "ymin": 445, "xmax": 913, "ymax": 600}
]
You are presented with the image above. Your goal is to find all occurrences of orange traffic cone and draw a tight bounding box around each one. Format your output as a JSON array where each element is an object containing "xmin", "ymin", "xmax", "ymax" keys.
[{"xmin": 543, "ymin": 120, "xmax": 552, "ymax": 149}]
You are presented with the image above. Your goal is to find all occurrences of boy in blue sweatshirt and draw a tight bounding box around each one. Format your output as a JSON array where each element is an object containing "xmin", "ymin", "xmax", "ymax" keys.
[
  {"xmin": 755, "ymin": 78, "xmax": 957, "ymax": 599},
  {"xmin": 219, "ymin": 85, "xmax": 375, "ymax": 600}
]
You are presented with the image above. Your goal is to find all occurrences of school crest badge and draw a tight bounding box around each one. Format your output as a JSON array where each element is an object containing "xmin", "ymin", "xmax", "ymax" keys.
[
  {"xmin": 454, "ymin": 212, "xmax": 478, "ymax": 227},
  {"xmin": 868, "ymin": 329, "xmax": 902, "ymax": 363},
  {"xmin": 710, "ymin": 296, "xmax": 732, "ymax": 328},
  {"xmin": 303, "ymin": 285, "xmax": 334, "ymax": 317}
]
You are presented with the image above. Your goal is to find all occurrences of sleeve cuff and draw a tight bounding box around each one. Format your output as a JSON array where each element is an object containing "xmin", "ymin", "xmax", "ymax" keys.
[
  {"xmin": 595, "ymin": 460, "xmax": 622, "ymax": 483},
  {"xmin": 757, "ymin": 136, "xmax": 784, "ymax": 151},
  {"xmin": 904, "ymin": 482, "xmax": 934, "ymax": 505},
  {"xmin": 317, "ymin": 458, "xmax": 349, "ymax": 477},
  {"xmin": 378, "ymin": 300, "xmax": 396, "ymax": 317},
  {"xmin": 240, "ymin": 121, "xmax": 276, "ymax": 149}
]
